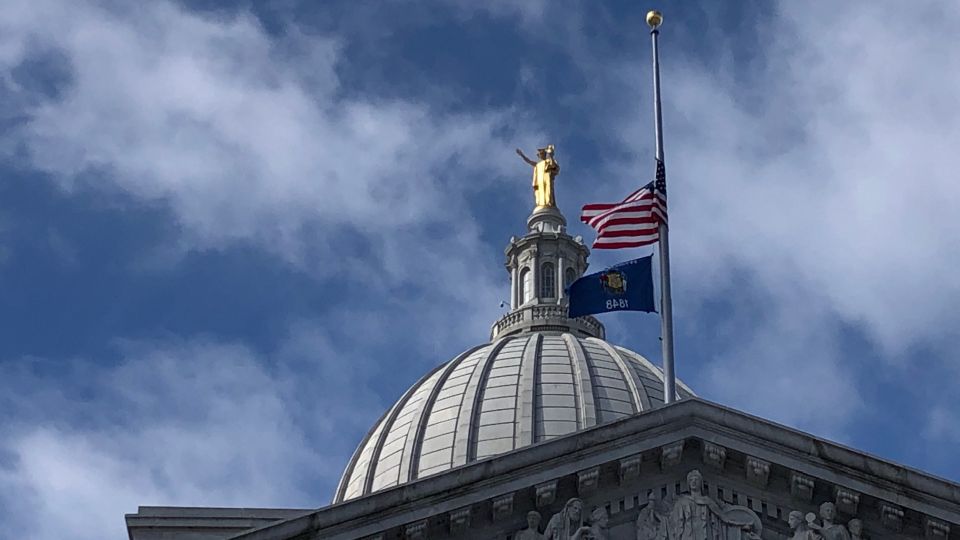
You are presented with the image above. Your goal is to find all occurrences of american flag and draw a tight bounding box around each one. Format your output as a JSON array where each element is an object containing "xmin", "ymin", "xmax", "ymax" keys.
[{"xmin": 580, "ymin": 159, "xmax": 667, "ymax": 249}]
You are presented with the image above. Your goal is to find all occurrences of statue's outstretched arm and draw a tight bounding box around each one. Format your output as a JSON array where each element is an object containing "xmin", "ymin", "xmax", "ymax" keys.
[{"xmin": 516, "ymin": 148, "xmax": 537, "ymax": 166}]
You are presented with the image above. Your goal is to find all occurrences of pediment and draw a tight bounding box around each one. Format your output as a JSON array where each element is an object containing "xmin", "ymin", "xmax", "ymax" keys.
[{"xmin": 223, "ymin": 398, "xmax": 958, "ymax": 540}]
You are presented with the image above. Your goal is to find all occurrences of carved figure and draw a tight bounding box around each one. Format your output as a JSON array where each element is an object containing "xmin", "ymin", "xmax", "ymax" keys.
[
  {"xmin": 574, "ymin": 507, "xmax": 609, "ymax": 540},
  {"xmin": 516, "ymin": 511, "xmax": 544, "ymax": 540},
  {"xmin": 636, "ymin": 493, "xmax": 669, "ymax": 540},
  {"xmin": 544, "ymin": 498, "xmax": 588, "ymax": 540},
  {"xmin": 809, "ymin": 503, "xmax": 850, "ymax": 540},
  {"xmin": 788, "ymin": 511, "xmax": 822, "ymax": 540},
  {"xmin": 847, "ymin": 519, "xmax": 864, "ymax": 540},
  {"xmin": 517, "ymin": 145, "xmax": 560, "ymax": 208},
  {"xmin": 636, "ymin": 471, "xmax": 762, "ymax": 540},
  {"xmin": 669, "ymin": 469, "xmax": 763, "ymax": 540}
]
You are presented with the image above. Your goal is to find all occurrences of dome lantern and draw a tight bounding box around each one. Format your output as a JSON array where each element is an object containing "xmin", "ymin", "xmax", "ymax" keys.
[{"xmin": 495, "ymin": 144, "xmax": 600, "ymax": 339}]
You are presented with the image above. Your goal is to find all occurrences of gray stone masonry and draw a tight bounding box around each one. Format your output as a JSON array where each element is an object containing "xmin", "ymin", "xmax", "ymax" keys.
[
  {"xmin": 124, "ymin": 507, "xmax": 311, "ymax": 540},
  {"xmin": 127, "ymin": 398, "xmax": 959, "ymax": 540}
]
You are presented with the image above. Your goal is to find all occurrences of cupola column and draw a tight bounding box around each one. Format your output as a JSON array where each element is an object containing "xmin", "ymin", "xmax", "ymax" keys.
[
  {"xmin": 557, "ymin": 254, "xmax": 565, "ymax": 301},
  {"xmin": 531, "ymin": 248, "xmax": 540, "ymax": 304}
]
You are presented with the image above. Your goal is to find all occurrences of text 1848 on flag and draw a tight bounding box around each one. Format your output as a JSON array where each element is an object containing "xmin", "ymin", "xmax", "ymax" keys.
[{"xmin": 567, "ymin": 255, "xmax": 656, "ymax": 318}]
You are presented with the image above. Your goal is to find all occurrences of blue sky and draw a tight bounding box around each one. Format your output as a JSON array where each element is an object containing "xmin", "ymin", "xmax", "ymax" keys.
[{"xmin": 2, "ymin": 1, "xmax": 959, "ymax": 538}]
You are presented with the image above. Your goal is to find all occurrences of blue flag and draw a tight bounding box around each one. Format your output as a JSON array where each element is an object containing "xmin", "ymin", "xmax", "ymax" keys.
[{"xmin": 567, "ymin": 256, "xmax": 656, "ymax": 318}]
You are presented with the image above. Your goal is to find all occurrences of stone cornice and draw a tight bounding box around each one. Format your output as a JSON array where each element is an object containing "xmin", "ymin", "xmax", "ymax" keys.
[
  {"xmin": 124, "ymin": 507, "xmax": 311, "ymax": 540},
  {"xmin": 221, "ymin": 398, "xmax": 960, "ymax": 540}
]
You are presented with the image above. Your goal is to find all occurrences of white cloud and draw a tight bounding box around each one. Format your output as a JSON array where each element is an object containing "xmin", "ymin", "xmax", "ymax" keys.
[
  {"xmin": 629, "ymin": 3, "xmax": 959, "ymax": 346},
  {"xmin": 0, "ymin": 7, "xmax": 531, "ymax": 535},
  {"xmin": 550, "ymin": 0, "xmax": 960, "ymax": 435},
  {"xmin": 0, "ymin": 0, "xmax": 535, "ymax": 295},
  {"xmin": 924, "ymin": 406, "xmax": 960, "ymax": 446},
  {"xmin": 0, "ymin": 326, "xmax": 386, "ymax": 540},
  {"xmin": 0, "ymin": 0, "xmax": 531, "ymax": 390},
  {"xmin": 699, "ymin": 298, "xmax": 863, "ymax": 439}
]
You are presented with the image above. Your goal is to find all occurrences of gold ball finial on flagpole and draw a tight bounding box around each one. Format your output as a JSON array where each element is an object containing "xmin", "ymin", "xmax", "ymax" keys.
[{"xmin": 646, "ymin": 10, "xmax": 663, "ymax": 29}]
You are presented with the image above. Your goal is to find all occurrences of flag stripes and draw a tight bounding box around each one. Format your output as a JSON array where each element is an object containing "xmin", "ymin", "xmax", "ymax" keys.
[{"xmin": 579, "ymin": 160, "xmax": 668, "ymax": 249}]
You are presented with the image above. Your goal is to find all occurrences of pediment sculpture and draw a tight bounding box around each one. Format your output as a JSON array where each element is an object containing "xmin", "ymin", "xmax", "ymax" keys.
[
  {"xmin": 516, "ymin": 498, "xmax": 611, "ymax": 540},
  {"xmin": 787, "ymin": 503, "xmax": 863, "ymax": 540},
  {"xmin": 787, "ymin": 511, "xmax": 820, "ymax": 540},
  {"xmin": 512, "ymin": 470, "xmax": 878, "ymax": 540},
  {"xmin": 810, "ymin": 502, "xmax": 850, "ymax": 540},
  {"xmin": 542, "ymin": 498, "xmax": 594, "ymax": 539},
  {"xmin": 636, "ymin": 469, "xmax": 763, "ymax": 540},
  {"xmin": 847, "ymin": 519, "xmax": 863, "ymax": 540},
  {"xmin": 516, "ymin": 511, "xmax": 544, "ymax": 540}
]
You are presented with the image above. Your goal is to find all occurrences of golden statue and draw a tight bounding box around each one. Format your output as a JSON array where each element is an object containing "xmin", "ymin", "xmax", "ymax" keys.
[{"xmin": 516, "ymin": 144, "xmax": 560, "ymax": 208}]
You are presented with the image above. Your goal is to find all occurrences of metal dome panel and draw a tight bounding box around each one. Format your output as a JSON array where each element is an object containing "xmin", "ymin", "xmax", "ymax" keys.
[{"xmin": 334, "ymin": 332, "xmax": 694, "ymax": 503}]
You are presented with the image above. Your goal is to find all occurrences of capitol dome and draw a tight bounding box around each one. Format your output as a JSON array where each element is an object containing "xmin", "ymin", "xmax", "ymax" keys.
[
  {"xmin": 335, "ymin": 173, "xmax": 694, "ymax": 503},
  {"xmin": 334, "ymin": 330, "xmax": 694, "ymax": 502}
]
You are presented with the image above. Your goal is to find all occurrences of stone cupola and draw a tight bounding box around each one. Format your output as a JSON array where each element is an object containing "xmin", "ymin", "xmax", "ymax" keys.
[{"xmin": 491, "ymin": 200, "xmax": 602, "ymax": 340}]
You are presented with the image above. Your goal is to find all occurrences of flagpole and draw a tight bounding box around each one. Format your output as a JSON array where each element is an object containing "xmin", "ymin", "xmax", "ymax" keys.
[{"xmin": 647, "ymin": 10, "xmax": 677, "ymax": 404}]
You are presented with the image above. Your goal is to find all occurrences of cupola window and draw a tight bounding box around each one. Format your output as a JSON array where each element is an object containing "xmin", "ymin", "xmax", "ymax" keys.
[
  {"xmin": 540, "ymin": 262, "xmax": 555, "ymax": 298},
  {"xmin": 520, "ymin": 268, "xmax": 533, "ymax": 304}
]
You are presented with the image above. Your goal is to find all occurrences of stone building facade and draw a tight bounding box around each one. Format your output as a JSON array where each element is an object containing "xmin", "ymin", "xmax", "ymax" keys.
[{"xmin": 126, "ymin": 188, "xmax": 960, "ymax": 540}]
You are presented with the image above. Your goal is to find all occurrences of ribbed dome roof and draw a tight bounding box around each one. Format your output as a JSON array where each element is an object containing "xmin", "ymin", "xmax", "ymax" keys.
[{"xmin": 334, "ymin": 331, "xmax": 694, "ymax": 502}]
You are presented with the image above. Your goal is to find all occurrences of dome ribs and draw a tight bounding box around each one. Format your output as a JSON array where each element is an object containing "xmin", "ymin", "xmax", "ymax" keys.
[
  {"xmin": 534, "ymin": 335, "xmax": 583, "ymax": 441},
  {"xmin": 350, "ymin": 360, "xmax": 446, "ymax": 500},
  {"xmin": 415, "ymin": 346, "xmax": 490, "ymax": 478},
  {"xmin": 335, "ymin": 332, "xmax": 694, "ymax": 502},
  {"xmin": 335, "ymin": 408, "xmax": 388, "ymax": 502},
  {"xmin": 562, "ymin": 333, "xmax": 599, "ymax": 430},
  {"xmin": 514, "ymin": 333, "xmax": 542, "ymax": 448},
  {"xmin": 613, "ymin": 346, "xmax": 697, "ymax": 402},
  {"xmin": 474, "ymin": 338, "xmax": 526, "ymax": 460},
  {"xmin": 616, "ymin": 346, "xmax": 667, "ymax": 403},
  {"xmin": 590, "ymin": 337, "xmax": 653, "ymax": 412},
  {"xmin": 453, "ymin": 337, "xmax": 512, "ymax": 466},
  {"xmin": 369, "ymin": 370, "xmax": 442, "ymax": 492},
  {"xmin": 402, "ymin": 344, "xmax": 484, "ymax": 484}
]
